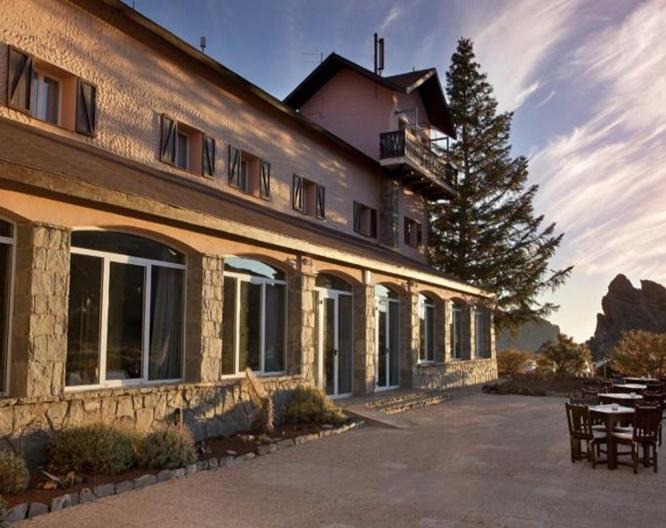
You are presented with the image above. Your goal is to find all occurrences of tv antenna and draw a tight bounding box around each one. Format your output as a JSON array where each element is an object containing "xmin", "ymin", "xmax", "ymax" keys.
[
  {"xmin": 200, "ymin": 36, "xmax": 207, "ymax": 54},
  {"xmin": 373, "ymin": 33, "xmax": 385, "ymax": 75}
]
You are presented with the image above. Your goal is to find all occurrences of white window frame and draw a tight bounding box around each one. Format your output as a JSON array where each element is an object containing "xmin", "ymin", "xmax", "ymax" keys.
[
  {"xmin": 65, "ymin": 241, "xmax": 187, "ymax": 392},
  {"xmin": 222, "ymin": 265, "xmax": 287, "ymax": 378},
  {"xmin": 418, "ymin": 296, "xmax": 435, "ymax": 364},
  {"xmin": 374, "ymin": 290, "xmax": 400, "ymax": 391},
  {"xmin": 31, "ymin": 70, "xmax": 62, "ymax": 125},
  {"xmin": 0, "ymin": 220, "xmax": 16, "ymax": 396},
  {"xmin": 451, "ymin": 304, "xmax": 463, "ymax": 360}
]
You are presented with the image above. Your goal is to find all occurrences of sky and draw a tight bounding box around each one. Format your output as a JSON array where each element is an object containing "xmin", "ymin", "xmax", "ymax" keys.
[{"xmin": 128, "ymin": 0, "xmax": 666, "ymax": 342}]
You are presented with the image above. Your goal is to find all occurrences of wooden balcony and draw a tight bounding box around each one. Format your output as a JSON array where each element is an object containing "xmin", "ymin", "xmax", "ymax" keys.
[{"xmin": 379, "ymin": 129, "xmax": 457, "ymax": 200}]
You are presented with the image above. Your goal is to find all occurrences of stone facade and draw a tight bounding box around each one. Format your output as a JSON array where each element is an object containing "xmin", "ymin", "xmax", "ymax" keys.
[
  {"xmin": 11, "ymin": 224, "xmax": 70, "ymax": 398},
  {"xmin": 287, "ymin": 257, "xmax": 317, "ymax": 380},
  {"xmin": 414, "ymin": 358, "xmax": 499, "ymax": 391},
  {"xmin": 0, "ymin": 376, "xmax": 304, "ymax": 464},
  {"xmin": 353, "ymin": 284, "xmax": 375, "ymax": 395}
]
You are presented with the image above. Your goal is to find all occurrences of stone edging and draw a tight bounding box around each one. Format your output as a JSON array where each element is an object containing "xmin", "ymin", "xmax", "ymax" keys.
[{"xmin": 6, "ymin": 421, "xmax": 364, "ymax": 524}]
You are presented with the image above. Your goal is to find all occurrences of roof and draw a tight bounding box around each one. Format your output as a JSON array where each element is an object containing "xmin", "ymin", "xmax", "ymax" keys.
[{"xmin": 284, "ymin": 53, "xmax": 456, "ymax": 138}]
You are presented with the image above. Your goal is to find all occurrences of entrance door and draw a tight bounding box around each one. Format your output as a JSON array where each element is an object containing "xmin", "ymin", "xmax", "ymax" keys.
[
  {"xmin": 376, "ymin": 295, "xmax": 400, "ymax": 390},
  {"xmin": 316, "ymin": 289, "xmax": 353, "ymax": 398}
]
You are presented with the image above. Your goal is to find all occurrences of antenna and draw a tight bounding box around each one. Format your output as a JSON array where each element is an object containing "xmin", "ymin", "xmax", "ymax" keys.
[
  {"xmin": 200, "ymin": 36, "xmax": 207, "ymax": 54},
  {"xmin": 374, "ymin": 33, "xmax": 385, "ymax": 75}
]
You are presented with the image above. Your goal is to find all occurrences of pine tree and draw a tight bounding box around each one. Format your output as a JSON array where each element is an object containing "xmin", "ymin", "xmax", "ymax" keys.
[{"xmin": 430, "ymin": 38, "xmax": 572, "ymax": 330}]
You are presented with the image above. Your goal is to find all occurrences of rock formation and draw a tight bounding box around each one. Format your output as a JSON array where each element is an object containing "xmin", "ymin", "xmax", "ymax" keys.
[
  {"xmin": 496, "ymin": 319, "xmax": 560, "ymax": 353},
  {"xmin": 589, "ymin": 274, "xmax": 666, "ymax": 360}
]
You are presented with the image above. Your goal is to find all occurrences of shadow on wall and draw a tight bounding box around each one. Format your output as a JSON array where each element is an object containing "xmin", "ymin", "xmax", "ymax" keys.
[{"xmin": 414, "ymin": 360, "xmax": 498, "ymax": 391}]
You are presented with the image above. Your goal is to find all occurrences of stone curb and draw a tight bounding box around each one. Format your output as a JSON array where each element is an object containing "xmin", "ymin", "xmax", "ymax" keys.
[{"xmin": 6, "ymin": 420, "xmax": 364, "ymax": 524}]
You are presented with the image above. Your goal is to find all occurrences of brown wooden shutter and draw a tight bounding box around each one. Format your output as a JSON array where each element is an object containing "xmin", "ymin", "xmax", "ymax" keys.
[
  {"xmin": 160, "ymin": 115, "xmax": 176, "ymax": 164},
  {"xmin": 203, "ymin": 135, "xmax": 215, "ymax": 177},
  {"xmin": 7, "ymin": 47, "xmax": 33, "ymax": 112},
  {"xmin": 370, "ymin": 208, "xmax": 378, "ymax": 238},
  {"xmin": 292, "ymin": 174, "xmax": 303, "ymax": 212},
  {"xmin": 353, "ymin": 202, "xmax": 361, "ymax": 233},
  {"xmin": 228, "ymin": 146, "xmax": 241, "ymax": 186},
  {"xmin": 260, "ymin": 160, "xmax": 271, "ymax": 199},
  {"xmin": 315, "ymin": 184, "xmax": 325, "ymax": 219},
  {"xmin": 75, "ymin": 79, "xmax": 97, "ymax": 136}
]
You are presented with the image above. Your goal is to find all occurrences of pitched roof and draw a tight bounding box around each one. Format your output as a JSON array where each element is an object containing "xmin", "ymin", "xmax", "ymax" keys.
[{"xmin": 284, "ymin": 53, "xmax": 455, "ymax": 138}]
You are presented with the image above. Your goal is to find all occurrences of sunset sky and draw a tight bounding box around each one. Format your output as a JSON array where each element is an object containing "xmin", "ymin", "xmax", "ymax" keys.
[{"xmin": 130, "ymin": 0, "xmax": 666, "ymax": 342}]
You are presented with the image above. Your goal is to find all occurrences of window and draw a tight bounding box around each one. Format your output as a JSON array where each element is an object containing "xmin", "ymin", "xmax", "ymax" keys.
[
  {"xmin": 160, "ymin": 115, "xmax": 208, "ymax": 176},
  {"xmin": 475, "ymin": 307, "xmax": 492, "ymax": 358},
  {"xmin": 419, "ymin": 294, "xmax": 435, "ymax": 363},
  {"xmin": 293, "ymin": 175, "xmax": 325, "ymax": 219},
  {"xmin": 229, "ymin": 147, "xmax": 270, "ymax": 199},
  {"xmin": 404, "ymin": 217, "xmax": 422, "ymax": 247},
  {"xmin": 450, "ymin": 300, "xmax": 468, "ymax": 360},
  {"xmin": 0, "ymin": 220, "xmax": 14, "ymax": 394},
  {"xmin": 353, "ymin": 202, "xmax": 377, "ymax": 238},
  {"xmin": 66, "ymin": 231, "xmax": 185, "ymax": 388},
  {"xmin": 222, "ymin": 257, "xmax": 286, "ymax": 375},
  {"xmin": 31, "ymin": 71, "xmax": 60, "ymax": 125}
]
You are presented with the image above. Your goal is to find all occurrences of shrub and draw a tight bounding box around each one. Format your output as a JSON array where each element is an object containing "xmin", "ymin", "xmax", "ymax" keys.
[
  {"xmin": 284, "ymin": 386, "xmax": 347, "ymax": 427},
  {"xmin": 611, "ymin": 330, "xmax": 666, "ymax": 378},
  {"xmin": 137, "ymin": 426, "xmax": 197, "ymax": 470},
  {"xmin": 497, "ymin": 348, "xmax": 533, "ymax": 378},
  {"xmin": 0, "ymin": 450, "xmax": 30, "ymax": 494},
  {"xmin": 536, "ymin": 334, "xmax": 592, "ymax": 377},
  {"xmin": 48, "ymin": 424, "xmax": 137, "ymax": 475},
  {"xmin": 0, "ymin": 496, "xmax": 7, "ymax": 528}
]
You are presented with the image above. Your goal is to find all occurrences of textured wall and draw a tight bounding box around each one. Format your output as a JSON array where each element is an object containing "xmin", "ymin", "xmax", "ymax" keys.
[{"xmin": 414, "ymin": 358, "xmax": 499, "ymax": 391}]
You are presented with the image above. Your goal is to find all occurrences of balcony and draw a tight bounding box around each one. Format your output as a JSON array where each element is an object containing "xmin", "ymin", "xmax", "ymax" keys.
[{"xmin": 379, "ymin": 129, "xmax": 457, "ymax": 200}]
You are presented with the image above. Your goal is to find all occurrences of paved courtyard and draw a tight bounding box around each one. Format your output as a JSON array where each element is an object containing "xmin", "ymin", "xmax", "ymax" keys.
[{"xmin": 22, "ymin": 392, "xmax": 666, "ymax": 527}]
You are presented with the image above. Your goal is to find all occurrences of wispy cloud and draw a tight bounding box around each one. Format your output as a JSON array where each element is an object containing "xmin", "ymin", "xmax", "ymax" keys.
[
  {"xmin": 535, "ymin": 89, "xmax": 556, "ymax": 109},
  {"xmin": 379, "ymin": 4, "xmax": 403, "ymax": 31}
]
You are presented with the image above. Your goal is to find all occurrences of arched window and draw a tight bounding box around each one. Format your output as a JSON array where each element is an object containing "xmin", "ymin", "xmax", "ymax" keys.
[
  {"xmin": 450, "ymin": 299, "xmax": 469, "ymax": 360},
  {"xmin": 418, "ymin": 294, "xmax": 435, "ymax": 363},
  {"xmin": 475, "ymin": 306, "xmax": 492, "ymax": 358},
  {"xmin": 375, "ymin": 284, "xmax": 400, "ymax": 389},
  {"xmin": 67, "ymin": 231, "xmax": 186, "ymax": 388},
  {"xmin": 315, "ymin": 273, "xmax": 352, "ymax": 292},
  {"xmin": 0, "ymin": 219, "xmax": 14, "ymax": 394},
  {"xmin": 222, "ymin": 257, "xmax": 286, "ymax": 375}
]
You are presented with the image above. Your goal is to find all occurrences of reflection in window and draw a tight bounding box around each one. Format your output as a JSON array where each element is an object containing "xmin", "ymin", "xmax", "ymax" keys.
[
  {"xmin": 475, "ymin": 307, "xmax": 492, "ymax": 359},
  {"xmin": 66, "ymin": 231, "xmax": 186, "ymax": 388},
  {"xmin": 0, "ymin": 220, "xmax": 14, "ymax": 394},
  {"xmin": 419, "ymin": 295, "xmax": 435, "ymax": 363},
  {"xmin": 31, "ymin": 71, "xmax": 60, "ymax": 125},
  {"xmin": 222, "ymin": 258, "xmax": 286, "ymax": 375},
  {"xmin": 451, "ymin": 300, "xmax": 467, "ymax": 360}
]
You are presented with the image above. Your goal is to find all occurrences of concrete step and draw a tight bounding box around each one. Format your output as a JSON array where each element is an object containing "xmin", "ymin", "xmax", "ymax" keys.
[{"xmin": 382, "ymin": 393, "xmax": 448, "ymax": 415}]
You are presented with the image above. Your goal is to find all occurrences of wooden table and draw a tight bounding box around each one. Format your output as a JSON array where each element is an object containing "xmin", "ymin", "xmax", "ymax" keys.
[
  {"xmin": 613, "ymin": 383, "xmax": 648, "ymax": 394},
  {"xmin": 589, "ymin": 404, "xmax": 635, "ymax": 469},
  {"xmin": 599, "ymin": 393, "xmax": 642, "ymax": 405},
  {"xmin": 624, "ymin": 377, "xmax": 654, "ymax": 384}
]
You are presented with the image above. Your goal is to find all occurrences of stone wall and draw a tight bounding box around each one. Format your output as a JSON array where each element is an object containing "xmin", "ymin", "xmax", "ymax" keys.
[
  {"xmin": 0, "ymin": 376, "xmax": 305, "ymax": 466},
  {"xmin": 414, "ymin": 358, "xmax": 498, "ymax": 391},
  {"xmin": 353, "ymin": 284, "xmax": 375, "ymax": 395}
]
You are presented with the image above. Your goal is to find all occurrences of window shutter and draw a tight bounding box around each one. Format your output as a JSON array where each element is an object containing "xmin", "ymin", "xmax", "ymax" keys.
[
  {"xmin": 203, "ymin": 136, "xmax": 215, "ymax": 177},
  {"xmin": 370, "ymin": 208, "xmax": 378, "ymax": 238},
  {"xmin": 416, "ymin": 222, "xmax": 423, "ymax": 246},
  {"xmin": 404, "ymin": 218, "xmax": 410, "ymax": 245},
  {"xmin": 75, "ymin": 79, "xmax": 97, "ymax": 136},
  {"xmin": 292, "ymin": 174, "xmax": 303, "ymax": 212},
  {"xmin": 160, "ymin": 115, "xmax": 176, "ymax": 164},
  {"xmin": 260, "ymin": 160, "xmax": 271, "ymax": 199},
  {"xmin": 315, "ymin": 184, "xmax": 325, "ymax": 219},
  {"xmin": 353, "ymin": 202, "xmax": 361, "ymax": 232},
  {"xmin": 228, "ymin": 146, "xmax": 240, "ymax": 186},
  {"xmin": 7, "ymin": 47, "xmax": 33, "ymax": 112}
]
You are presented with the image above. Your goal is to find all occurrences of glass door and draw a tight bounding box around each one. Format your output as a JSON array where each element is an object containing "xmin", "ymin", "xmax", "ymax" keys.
[
  {"xmin": 316, "ymin": 289, "xmax": 353, "ymax": 398},
  {"xmin": 376, "ymin": 295, "xmax": 400, "ymax": 390}
]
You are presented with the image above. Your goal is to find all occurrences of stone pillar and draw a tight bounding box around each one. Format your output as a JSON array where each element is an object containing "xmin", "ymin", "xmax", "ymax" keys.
[
  {"xmin": 379, "ymin": 176, "xmax": 400, "ymax": 248},
  {"xmin": 400, "ymin": 288, "xmax": 419, "ymax": 389},
  {"xmin": 434, "ymin": 299, "xmax": 446, "ymax": 363},
  {"xmin": 287, "ymin": 256, "xmax": 315, "ymax": 380},
  {"xmin": 186, "ymin": 254, "xmax": 223, "ymax": 383},
  {"xmin": 11, "ymin": 223, "xmax": 70, "ymax": 398},
  {"xmin": 470, "ymin": 305, "xmax": 477, "ymax": 360},
  {"xmin": 489, "ymin": 310, "xmax": 496, "ymax": 360},
  {"xmin": 353, "ymin": 283, "xmax": 375, "ymax": 395},
  {"xmin": 443, "ymin": 299, "xmax": 452, "ymax": 362}
]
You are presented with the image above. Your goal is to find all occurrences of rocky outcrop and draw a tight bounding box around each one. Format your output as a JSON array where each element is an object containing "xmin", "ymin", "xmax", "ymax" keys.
[
  {"xmin": 496, "ymin": 320, "xmax": 560, "ymax": 353},
  {"xmin": 589, "ymin": 274, "xmax": 666, "ymax": 360}
]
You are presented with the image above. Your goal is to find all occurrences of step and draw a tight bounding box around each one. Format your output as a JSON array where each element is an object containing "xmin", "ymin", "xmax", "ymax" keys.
[
  {"xmin": 364, "ymin": 391, "xmax": 432, "ymax": 409},
  {"xmin": 382, "ymin": 393, "xmax": 448, "ymax": 415}
]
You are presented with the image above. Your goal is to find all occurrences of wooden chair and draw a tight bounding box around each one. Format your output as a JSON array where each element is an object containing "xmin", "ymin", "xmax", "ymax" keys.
[
  {"xmin": 565, "ymin": 403, "xmax": 606, "ymax": 468},
  {"xmin": 614, "ymin": 404, "xmax": 660, "ymax": 473},
  {"xmin": 612, "ymin": 376, "xmax": 624, "ymax": 386},
  {"xmin": 581, "ymin": 386, "xmax": 599, "ymax": 399},
  {"xmin": 639, "ymin": 394, "xmax": 663, "ymax": 445}
]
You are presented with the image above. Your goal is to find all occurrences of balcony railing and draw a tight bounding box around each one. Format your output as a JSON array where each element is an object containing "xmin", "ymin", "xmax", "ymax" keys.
[{"xmin": 379, "ymin": 129, "xmax": 457, "ymax": 191}]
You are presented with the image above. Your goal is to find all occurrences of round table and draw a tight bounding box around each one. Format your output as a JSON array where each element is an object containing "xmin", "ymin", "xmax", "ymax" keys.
[
  {"xmin": 589, "ymin": 404, "xmax": 635, "ymax": 469},
  {"xmin": 624, "ymin": 377, "xmax": 654, "ymax": 384},
  {"xmin": 613, "ymin": 383, "xmax": 648, "ymax": 394},
  {"xmin": 599, "ymin": 393, "xmax": 642, "ymax": 405}
]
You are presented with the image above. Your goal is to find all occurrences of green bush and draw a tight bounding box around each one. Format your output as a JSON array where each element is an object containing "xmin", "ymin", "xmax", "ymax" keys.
[
  {"xmin": 137, "ymin": 426, "xmax": 197, "ymax": 470},
  {"xmin": 48, "ymin": 424, "xmax": 137, "ymax": 475},
  {"xmin": 284, "ymin": 386, "xmax": 347, "ymax": 427},
  {"xmin": 0, "ymin": 450, "xmax": 30, "ymax": 494}
]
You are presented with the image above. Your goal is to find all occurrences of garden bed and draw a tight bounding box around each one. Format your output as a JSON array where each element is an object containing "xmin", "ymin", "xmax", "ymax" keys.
[{"xmin": 483, "ymin": 375, "xmax": 605, "ymax": 397}]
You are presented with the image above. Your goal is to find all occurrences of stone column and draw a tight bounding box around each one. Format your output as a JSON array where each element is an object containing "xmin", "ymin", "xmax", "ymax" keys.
[
  {"xmin": 399, "ymin": 288, "xmax": 419, "ymax": 389},
  {"xmin": 443, "ymin": 299, "xmax": 452, "ymax": 362},
  {"xmin": 489, "ymin": 310, "xmax": 497, "ymax": 360},
  {"xmin": 11, "ymin": 223, "xmax": 70, "ymax": 398},
  {"xmin": 287, "ymin": 256, "xmax": 315, "ymax": 380},
  {"xmin": 379, "ymin": 176, "xmax": 400, "ymax": 248},
  {"xmin": 353, "ymin": 283, "xmax": 375, "ymax": 395},
  {"xmin": 469, "ymin": 305, "xmax": 477, "ymax": 360},
  {"xmin": 434, "ymin": 299, "xmax": 446, "ymax": 363},
  {"xmin": 185, "ymin": 254, "xmax": 223, "ymax": 383}
]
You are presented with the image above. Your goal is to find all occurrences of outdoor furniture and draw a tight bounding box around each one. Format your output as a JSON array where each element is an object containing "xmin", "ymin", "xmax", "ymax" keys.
[
  {"xmin": 639, "ymin": 393, "xmax": 663, "ymax": 445},
  {"xmin": 613, "ymin": 404, "xmax": 660, "ymax": 473},
  {"xmin": 625, "ymin": 376, "xmax": 654, "ymax": 384},
  {"xmin": 581, "ymin": 386, "xmax": 599, "ymax": 399},
  {"xmin": 565, "ymin": 403, "xmax": 607, "ymax": 468},
  {"xmin": 612, "ymin": 383, "xmax": 648, "ymax": 394},
  {"xmin": 598, "ymin": 393, "xmax": 642, "ymax": 406},
  {"xmin": 570, "ymin": 396, "xmax": 600, "ymax": 406},
  {"xmin": 612, "ymin": 376, "xmax": 625, "ymax": 385},
  {"xmin": 589, "ymin": 404, "xmax": 634, "ymax": 469}
]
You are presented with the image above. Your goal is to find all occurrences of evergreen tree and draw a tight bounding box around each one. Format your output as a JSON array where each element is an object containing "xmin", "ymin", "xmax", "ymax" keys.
[{"xmin": 430, "ymin": 38, "xmax": 572, "ymax": 329}]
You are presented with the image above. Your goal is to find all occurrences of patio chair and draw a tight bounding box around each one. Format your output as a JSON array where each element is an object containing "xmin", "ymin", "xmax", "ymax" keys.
[
  {"xmin": 565, "ymin": 403, "xmax": 607, "ymax": 468},
  {"xmin": 638, "ymin": 394, "xmax": 663, "ymax": 445},
  {"xmin": 614, "ymin": 404, "xmax": 660, "ymax": 473},
  {"xmin": 581, "ymin": 386, "xmax": 599, "ymax": 399},
  {"xmin": 612, "ymin": 376, "xmax": 624, "ymax": 385}
]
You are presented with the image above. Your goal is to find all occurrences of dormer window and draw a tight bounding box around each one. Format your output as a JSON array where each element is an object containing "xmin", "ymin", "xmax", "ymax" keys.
[{"xmin": 31, "ymin": 71, "xmax": 60, "ymax": 125}]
